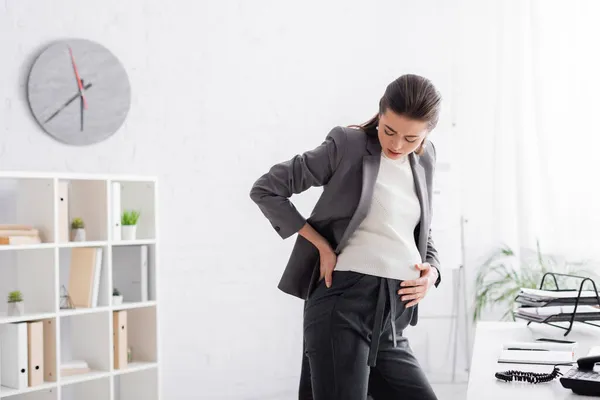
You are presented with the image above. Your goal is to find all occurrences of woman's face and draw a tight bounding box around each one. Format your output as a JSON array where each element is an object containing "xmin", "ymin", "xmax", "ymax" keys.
[{"xmin": 377, "ymin": 110, "xmax": 429, "ymax": 160}]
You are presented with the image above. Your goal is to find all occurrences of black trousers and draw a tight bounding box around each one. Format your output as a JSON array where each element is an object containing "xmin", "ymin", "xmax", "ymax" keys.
[{"xmin": 299, "ymin": 271, "xmax": 437, "ymax": 400}]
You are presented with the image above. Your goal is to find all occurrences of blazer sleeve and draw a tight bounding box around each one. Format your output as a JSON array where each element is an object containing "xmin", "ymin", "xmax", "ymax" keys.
[
  {"xmin": 426, "ymin": 141, "xmax": 442, "ymax": 288},
  {"xmin": 249, "ymin": 126, "xmax": 347, "ymax": 240}
]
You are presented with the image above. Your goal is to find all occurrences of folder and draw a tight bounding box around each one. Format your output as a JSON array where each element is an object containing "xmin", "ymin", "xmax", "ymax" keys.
[
  {"xmin": 112, "ymin": 182, "xmax": 122, "ymax": 241},
  {"xmin": 27, "ymin": 321, "xmax": 44, "ymax": 386},
  {"xmin": 42, "ymin": 319, "xmax": 57, "ymax": 382},
  {"xmin": 68, "ymin": 247, "xmax": 103, "ymax": 308},
  {"xmin": 113, "ymin": 245, "xmax": 149, "ymax": 302},
  {"xmin": 113, "ymin": 311, "xmax": 128, "ymax": 369},
  {"xmin": 1, "ymin": 323, "xmax": 29, "ymax": 389},
  {"xmin": 58, "ymin": 181, "xmax": 70, "ymax": 243}
]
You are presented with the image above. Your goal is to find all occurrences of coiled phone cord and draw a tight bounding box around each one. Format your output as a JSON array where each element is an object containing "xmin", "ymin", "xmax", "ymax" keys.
[{"xmin": 495, "ymin": 365, "xmax": 563, "ymax": 384}]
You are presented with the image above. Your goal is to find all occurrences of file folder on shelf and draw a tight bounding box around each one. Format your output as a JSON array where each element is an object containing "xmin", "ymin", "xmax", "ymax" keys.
[
  {"xmin": 58, "ymin": 181, "xmax": 70, "ymax": 243},
  {"xmin": 42, "ymin": 319, "xmax": 57, "ymax": 382},
  {"xmin": 112, "ymin": 182, "xmax": 122, "ymax": 241},
  {"xmin": 113, "ymin": 245, "xmax": 149, "ymax": 303},
  {"xmin": 1, "ymin": 323, "xmax": 29, "ymax": 389},
  {"xmin": 27, "ymin": 321, "xmax": 44, "ymax": 386},
  {"xmin": 113, "ymin": 310, "xmax": 128, "ymax": 369}
]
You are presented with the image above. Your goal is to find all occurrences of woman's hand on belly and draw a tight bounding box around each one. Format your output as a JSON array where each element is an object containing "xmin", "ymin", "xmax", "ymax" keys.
[{"xmin": 397, "ymin": 263, "xmax": 439, "ymax": 307}]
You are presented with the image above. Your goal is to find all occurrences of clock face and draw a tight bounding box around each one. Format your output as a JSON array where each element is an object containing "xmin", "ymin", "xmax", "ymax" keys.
[{"xmin": 27, "ymin": 39, "xmax": 131, "ymax": 146}]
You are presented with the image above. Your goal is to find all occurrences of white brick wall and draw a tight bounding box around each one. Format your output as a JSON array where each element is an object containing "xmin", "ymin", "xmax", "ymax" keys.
[{"xmin": 0, "ymin": 1, "xmax": 460, "ymax": 398}]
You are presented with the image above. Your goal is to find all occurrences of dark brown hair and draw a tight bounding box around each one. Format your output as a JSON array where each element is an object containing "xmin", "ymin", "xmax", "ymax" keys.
[{"xmin": 349, "ymin": 74, "xmax": 442, "ymax": 155}]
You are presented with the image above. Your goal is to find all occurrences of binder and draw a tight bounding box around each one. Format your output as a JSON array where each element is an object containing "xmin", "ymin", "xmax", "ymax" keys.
[
  {"xmin": 113, "ymin": 245, "xmax": 149, "ymax": 302},
  {"xmin": 42, "ymin": 319, "xmax": 57, "ymax": 382},
  {"xmin": 113, "ymin": 311, "xmax": 128, "ymax": 369},
  {"xmin": 27, "ymin": 321, "xmax": 44, "ymax": 386},
  {"xmin": 1, "ymin": 323, "xmax": 29, "ymax": 389},
  {"xmin": 90, "ymin": 247, "xmax": 103, "ymax": 307},
  {"xmin": 112, "ymin": 182, "xmax": 122, "ymax": 241},
  {"xmin": 58, "ymin": 181, "xmax": 70, "ymax": 243},
  {"xmin": 68, "ymin": 247, "xmax": 103, "ymax": 308}
]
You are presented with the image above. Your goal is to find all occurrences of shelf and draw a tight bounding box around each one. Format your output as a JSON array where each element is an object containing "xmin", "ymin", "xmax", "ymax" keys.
[
  {"xmin": 61, "ymin": 375, "xmax": 110, "ymax": 400},
  {"xmin": 59, "ymin": 307, "xmax": 110, "ymax": 317},
  {"xmin": 57, "ymin": 241, "xmax": 108, "ymax": 249},
  {"xmin": 0, "ymin": 172, "xmax": 155, "ymax": 182},
  {"xmin": 0, "ymin": 248, "xmax": 56, "ymax": 316},
  {"xmin": 112, "ymin": 362, "xmax": 157, "ymax": 376},
  {"xmin": 60, "ymin": 371, "xmax": 111, "ymax": 387},
  {"xmin": 0, "ymin": 244, "xmax": 56, "ymax": 252},
  {"xmin": 0, "ymin": 311, "xmax": 55, "ymax": 325},
  {"xmin": 0, "ymin": 382, "xmax": 57, "ymax": 398},
  {"xmin": 111, "ymin": 181, "xmax": 155, "ymax": 241},
  {"xmin": 114, "ymin": 367, "xmax": 158, "ymax": 400},
  {"xmin": 59, "ymin": 246, "xmax": 110, "ymax": 309},
  {"xmin": 0, "ymin": 177, "xmax": 55, "ymax": 244},
  {"xmin": 112, "ymin": 244, "xmax": 156, "ymax": 303},
  {"xmin": 112, "ymin": 301, "xmax": 156, "ymax": 311},
  {"xmin": 111, "ymin": 239, "xmax": 156, "ymax": 247},
  {"xmin": 60, "ymin": 313, "xmax": 111, "ymax": 378}
]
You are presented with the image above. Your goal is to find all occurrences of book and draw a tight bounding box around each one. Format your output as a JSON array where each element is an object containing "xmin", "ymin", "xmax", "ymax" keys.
[
  {"xmin": 0, "ymin": 236, "xmax": 41, "ymax": 245},
  {"xmin": 498, "ymin": 349, "xmax": 575, "ymax": 365}
]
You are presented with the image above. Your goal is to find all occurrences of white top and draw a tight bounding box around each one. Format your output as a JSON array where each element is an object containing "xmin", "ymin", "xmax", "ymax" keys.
[{"xmin": 334, "ymin": 152, "xmax": 422, "ymax": 281}]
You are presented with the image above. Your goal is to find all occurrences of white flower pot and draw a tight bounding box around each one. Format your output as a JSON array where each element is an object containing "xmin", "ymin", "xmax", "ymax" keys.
[
  {"xmin": 8, "ymin": 301, "xmax": 24, "ymax": 316},
  {"xmin": 112, "ymin": 295, "xmax": 123, "ymax": 305},
  {"xmin": 72, "ymin": 228, "xmax": 86, "ymax": 242},
  {"xmin": 121, "ymin": 225, "xmax": 137, "ymax": 241}
]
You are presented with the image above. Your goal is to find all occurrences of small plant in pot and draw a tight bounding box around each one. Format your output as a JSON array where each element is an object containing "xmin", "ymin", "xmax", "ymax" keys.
[
  {"xmin": 71, "ymin": 217, "xmax": 86, "ymax": 242},
  {"xmin": 7, "ymin": 290, "xmax": 24, "ymax": 316},
  {"xmin": 121, "ymin": 210, "xmax": 140, "ymax": 240},
  {"xmin": 112, "ymin": 288, "xmax": 123, "ymax": 305}
]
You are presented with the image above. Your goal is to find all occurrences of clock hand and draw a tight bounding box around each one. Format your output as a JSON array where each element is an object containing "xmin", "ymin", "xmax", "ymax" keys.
[
  {"xmin": 80, "ymin": 89, "xmax": 84, "ymax": 131},
  {"xmin": 44, "ymin": 82, "xmax": 92, "ymax": 124},
  {"xmin": 68, "ymin": 46, "xmax": 87, "ymax": 110}
]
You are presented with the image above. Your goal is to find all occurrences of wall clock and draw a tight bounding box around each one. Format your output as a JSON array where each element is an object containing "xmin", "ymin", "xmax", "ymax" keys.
[{"xmin": 27, "ymin": 38, "xmax": 131, "ymax": 146}]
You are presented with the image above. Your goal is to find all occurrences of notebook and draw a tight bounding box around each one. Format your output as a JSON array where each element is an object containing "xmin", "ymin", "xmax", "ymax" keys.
[{"xmin": 498, "ymin": 349, "xmax": 575, "ymax": 365}]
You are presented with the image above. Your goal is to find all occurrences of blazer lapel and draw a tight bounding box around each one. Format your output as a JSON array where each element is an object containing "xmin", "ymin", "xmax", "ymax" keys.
[
  {"xmin": 335, "ymin": 135, "xmax": 381, "ymax": 253},
  {"xmin": 409, "ymin": 153, "xmax": 429, "ymax": 257}
]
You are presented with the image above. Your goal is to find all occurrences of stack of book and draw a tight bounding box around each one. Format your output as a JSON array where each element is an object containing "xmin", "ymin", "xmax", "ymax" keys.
[
  {"xmin": 514, "ymin": 288, "xmax": 600, "ymax": 323},
  {"xmin": 0, "ymin": 224, "xmax": 41, "ymax": 245}
]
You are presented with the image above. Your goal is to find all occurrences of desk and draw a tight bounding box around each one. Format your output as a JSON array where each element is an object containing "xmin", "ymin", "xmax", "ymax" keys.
[{"xmin": 467, "ymin": 321, "xmax": 600, "ymax": 399}]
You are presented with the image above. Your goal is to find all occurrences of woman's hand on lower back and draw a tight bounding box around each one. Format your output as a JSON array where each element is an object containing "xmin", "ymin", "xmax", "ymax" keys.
[{"xmin": 319, "ymin": 247, "xmax": 337, "ymax": 288}]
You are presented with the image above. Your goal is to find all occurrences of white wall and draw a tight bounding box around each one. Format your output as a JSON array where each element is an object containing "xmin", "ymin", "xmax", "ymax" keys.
[{"xmin": 0, "ymin": 0, "xmax": 487, "ymax": 398}]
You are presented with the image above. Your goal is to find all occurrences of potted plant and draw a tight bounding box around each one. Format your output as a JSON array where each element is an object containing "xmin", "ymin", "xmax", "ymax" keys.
[
  {"xmin": 473, "ymin": 240, "xmax": 599, "ymax": 322},
  {"xmin": 121, "ymin": 210, "xmax": 140, "ymax": 240},
  {"xmin": 112, "ymin": 288, "xmax": 123, "ymax": 305},
  {"xmin": 7, "ymin": 290, "xmax": 24, "ymax": 316},
  {"xmin": 71, "ymin": 217, "xmax": 86, "ymax": 242}
]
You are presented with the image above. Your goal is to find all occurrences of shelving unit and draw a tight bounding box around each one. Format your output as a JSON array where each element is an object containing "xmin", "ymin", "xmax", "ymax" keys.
[{"xmin": 0, "ymin": 172, "xmax": 160, "ymax": 400}]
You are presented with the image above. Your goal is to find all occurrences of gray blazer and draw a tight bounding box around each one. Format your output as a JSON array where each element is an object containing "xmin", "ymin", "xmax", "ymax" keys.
[{"xmin": 249, "ymin": 125, "xmax": 441, "ymax": 326}]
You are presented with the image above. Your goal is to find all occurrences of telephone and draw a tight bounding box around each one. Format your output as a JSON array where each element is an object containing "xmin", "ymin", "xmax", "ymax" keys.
[{"xmin": 559, "ymin": 354, "xmax": 600, "ymax": 396}]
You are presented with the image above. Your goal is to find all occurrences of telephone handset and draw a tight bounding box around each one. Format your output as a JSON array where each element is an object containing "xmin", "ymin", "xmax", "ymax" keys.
[{"xmin": 559, "ymin": 355, "xmax": 600, "ymax": 396}]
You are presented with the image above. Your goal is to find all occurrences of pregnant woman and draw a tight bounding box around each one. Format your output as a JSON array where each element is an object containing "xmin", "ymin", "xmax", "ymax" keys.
[{"xmin": 250, "ymin": 74, "xmax": 442, "ymax": 400}]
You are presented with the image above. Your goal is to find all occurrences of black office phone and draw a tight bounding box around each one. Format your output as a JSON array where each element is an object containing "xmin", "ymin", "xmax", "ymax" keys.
[{"xmin": 560, "ymin": 355, "xmax": 600, "ymax": 396}]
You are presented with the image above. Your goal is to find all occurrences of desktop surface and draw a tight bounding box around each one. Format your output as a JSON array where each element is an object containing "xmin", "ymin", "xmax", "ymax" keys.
[{"xmin": 468, "ymin": 321, "xmax": 600, "ymax": 399}]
